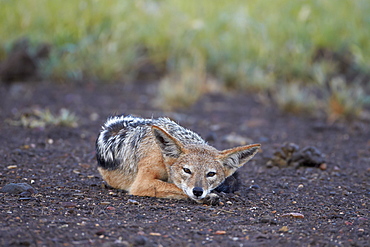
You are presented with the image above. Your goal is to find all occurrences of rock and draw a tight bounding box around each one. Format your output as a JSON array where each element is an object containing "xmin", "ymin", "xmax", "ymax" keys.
[
  {"xmin": 291, "ymin": 146, "xmax": 326, "ymax": 167},
  {"xmin": 266, "ymin": 142, "xmax": 325, "ymax": 168},
  {"xmin": 0, "ymin": 183, "xmax": 37, "ymax": 195}
]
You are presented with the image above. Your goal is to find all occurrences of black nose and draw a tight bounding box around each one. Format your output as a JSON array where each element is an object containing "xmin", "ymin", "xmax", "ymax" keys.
[{"xmin": 193, "ymin": 187, "xmax": 203, "ymax": 197}]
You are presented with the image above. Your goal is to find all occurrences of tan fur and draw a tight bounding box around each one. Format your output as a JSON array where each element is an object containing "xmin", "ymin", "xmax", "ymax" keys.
[{"xmin": 96, "ymin": 115, "xmax": 260, "ymax": 203}]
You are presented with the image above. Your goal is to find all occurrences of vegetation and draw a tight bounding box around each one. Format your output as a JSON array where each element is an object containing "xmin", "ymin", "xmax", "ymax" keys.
[
  {"xmin": 7, "ymin": 108, "xmax": 79, "ymax": 129},
  {"xmin": 1, "ymin": 0, "xmax": 369, "ymax": 117}
]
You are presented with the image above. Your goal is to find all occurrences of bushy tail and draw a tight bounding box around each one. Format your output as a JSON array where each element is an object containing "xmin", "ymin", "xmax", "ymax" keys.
[{"xmin": 95, "ymin": 114, "xmax": 153, "ymax": 170}]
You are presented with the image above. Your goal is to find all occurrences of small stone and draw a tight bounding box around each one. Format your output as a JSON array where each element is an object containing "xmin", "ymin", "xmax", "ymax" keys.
[
  {"xmin": 281, "ymin": 212, "xmax": 304, "ymax": 219},
  {"xmin": 127, "ymin": 199, "xmax": 140, "ymax": 205},
  {"xmin": 250, "ymin": 184, "xmax": 260, "ymax": 190},
  {"xmin": 333, "ymin": 166, "xmax": 341, "ymax": 171},
  {"xmin": 0, "ymin": 183, "xmax": 37, "ymax": 195},
  {"xmin": 279, "ymin": 226, "xmax": 289, "ymax": 232},
  {"xmin": 215, "ymin": 230, "xmax": 226, "ymax": 235},
  {"xmin": 260, "ymin": 216, "xmax": 277, "ymax": 224},
  {"xmin": 19, "ymin": 197, "xmax": 33, "ymax": 201},
  {"xmin": 73, "ymin": 169, "xmax": 81, "ymax": 174},
  {"xmin": 319, "ymin": 163, "xmax": 327, "ymax": 170},
  {"xmin": 255, "ymin": 233, "xmax": 270, "ymax": 239},
  {"xmin": 95, "ymin": 229, "xmax": 105, "ymax": 236},
  {"xmin": 133, "ymin": 235, "xmax": 148, "ymax": 246},
  {"xmin": 297, "ymin": 184, "xmax": 304, "ymax": 189}
]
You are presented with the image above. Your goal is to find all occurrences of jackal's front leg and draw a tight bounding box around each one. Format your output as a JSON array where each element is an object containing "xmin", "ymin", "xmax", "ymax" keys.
[
  {"xmin": 130, "ymin": 177, "xmax": 188, "ymax": 200},
  {"xmin": 129, "ymin": 158, "xmax": 188, "ymax": 200}
]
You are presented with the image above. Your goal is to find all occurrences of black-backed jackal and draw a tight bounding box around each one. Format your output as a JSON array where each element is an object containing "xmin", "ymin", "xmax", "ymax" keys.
[{"xmin": 96, "ymin": 115, "xmax": 260, "ymax": 203}]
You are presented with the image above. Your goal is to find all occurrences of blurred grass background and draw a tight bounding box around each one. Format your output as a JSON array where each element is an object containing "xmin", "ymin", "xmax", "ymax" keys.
[{"xmin": 1, "ymin": 0, "xmax": 369, "ymax": 118}]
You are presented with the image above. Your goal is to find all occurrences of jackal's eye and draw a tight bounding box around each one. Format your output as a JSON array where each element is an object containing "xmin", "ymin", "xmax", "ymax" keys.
[
  {"xmin": 183, "ymin": 168, "xmax": 192, "ymax": 174},
  {"xmin": 206, "ymin": 171, "xmax": 216, "ymax": 177}
]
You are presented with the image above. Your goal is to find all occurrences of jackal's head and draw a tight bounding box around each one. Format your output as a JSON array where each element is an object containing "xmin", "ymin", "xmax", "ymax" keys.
[{"xmin": 152, "ymin": 126, "xmax": 260, "ymax": 202}]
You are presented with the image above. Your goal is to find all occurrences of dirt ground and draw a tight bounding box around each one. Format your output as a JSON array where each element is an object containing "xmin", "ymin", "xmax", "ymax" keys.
[{"xmin": 0, "ymin": 81, "xmax": 369, "ymax": 247}]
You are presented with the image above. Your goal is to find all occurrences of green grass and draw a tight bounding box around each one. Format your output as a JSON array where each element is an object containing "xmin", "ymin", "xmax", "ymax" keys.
[{"xmin": 1, "ymin": 0, "xmax": 369, "ymax": 117}]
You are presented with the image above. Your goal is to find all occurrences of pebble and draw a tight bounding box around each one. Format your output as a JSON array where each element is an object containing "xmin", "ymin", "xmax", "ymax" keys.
[
  {"xmin": 250, "ymin": 184, "xmax": 260, "ymax": 190},
  {"xmin": 215, "ymin": 230, "xmax": 226, "ymax": 235},
  {"xmin": 319, "ymin": 163, "xmax": 327, "ymax": 170},
  {"xmin": 281, "ymin": 212, "xmax": 305, "ymax": 219},
  {"xmin": 0, "ymin": 183, "xmax": 37, "ymax": 195},
  {"xmin": 133, "ymin": 235, "xmax": 149, "ymax": 246},
  {"xmin": 95, "ymin": 229, "xmax": 105, "ymax": 236},
  {"xmin": 128, "ymin": 199, "xmax": 140, "ymax": 205},
  {"xmin": 260, "ymin": 216, "xmax": 277, "ymax": 224},
  {"xmin": 333, "ymin": 166, "xmax": 341, "ymax": 171},
  {"xmin": 279, "ymin": 226, "xmax": 289, "ymax": 232},
  {"xmin": 19, "ymin": 197, "xmax": 33, "ymax": 201}
]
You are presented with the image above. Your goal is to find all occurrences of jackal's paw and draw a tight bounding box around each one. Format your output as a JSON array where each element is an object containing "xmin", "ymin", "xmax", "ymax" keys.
[{"xmin": 201, "ymin": 193, "xmax": 220, "ymax": 206}]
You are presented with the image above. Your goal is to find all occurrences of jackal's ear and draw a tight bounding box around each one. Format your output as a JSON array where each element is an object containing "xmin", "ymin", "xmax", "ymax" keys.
[
  {"xmin": 220, "ymin": 144, "xmax": 261, "ymax": 177},
  {"xmin": 152, "ymin": 125, "xmax": 184, "ymax": 158}
]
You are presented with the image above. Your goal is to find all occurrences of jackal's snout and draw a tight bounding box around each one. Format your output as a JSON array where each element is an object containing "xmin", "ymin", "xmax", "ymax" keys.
[{"xmin": 192, "ymin": 187, "xmax": 204, "ymax": 197}]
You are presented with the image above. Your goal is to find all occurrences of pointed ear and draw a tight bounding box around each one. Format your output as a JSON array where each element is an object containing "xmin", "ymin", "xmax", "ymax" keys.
[
  {"xmin": 152, "ymin": 125, "xmax": 184, "ymax": 158},
  {"xmin": 220, "ymin": 144, "xmax": 261, "ymax": 177}
]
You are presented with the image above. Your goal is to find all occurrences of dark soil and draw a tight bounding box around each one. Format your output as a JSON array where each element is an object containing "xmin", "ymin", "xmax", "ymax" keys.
[{"xmin": 0, "ymin": 81, "xmax": 369, "ymax": 247}]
